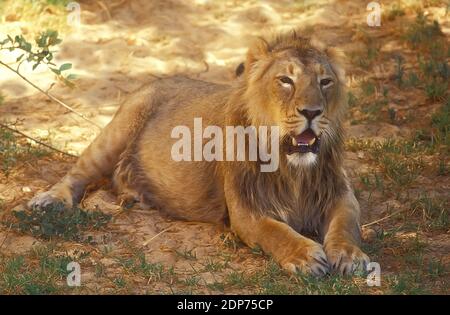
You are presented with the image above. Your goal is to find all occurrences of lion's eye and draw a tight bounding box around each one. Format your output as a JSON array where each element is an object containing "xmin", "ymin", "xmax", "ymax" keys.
[
  {"xmin": 279, "ymin": 76, "xmax": 294, "ymax": 86},
  {"xmin": 320, "ymin": 78, "xmax": 333, "ymax": 87}
]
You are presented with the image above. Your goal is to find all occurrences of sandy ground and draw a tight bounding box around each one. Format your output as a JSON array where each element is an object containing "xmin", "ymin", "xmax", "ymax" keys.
[{"xmin": 0, "ymin": 0, "xmax": 449, "ymax": 294}]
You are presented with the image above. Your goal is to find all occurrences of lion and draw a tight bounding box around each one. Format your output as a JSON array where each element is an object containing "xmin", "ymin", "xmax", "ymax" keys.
[{"xmin": 29, "ymin": 31, "xmax": 369, "ymax": 276}]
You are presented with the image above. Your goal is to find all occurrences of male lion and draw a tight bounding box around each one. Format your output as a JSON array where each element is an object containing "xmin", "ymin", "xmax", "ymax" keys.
[{"xmin": 29, "ymin": 31, "xmax": 369, "ymax": 276}]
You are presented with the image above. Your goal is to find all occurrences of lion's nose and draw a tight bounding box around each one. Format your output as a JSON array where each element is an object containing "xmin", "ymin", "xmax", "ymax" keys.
[{"xmin": 298, "ymin": 109, "xmax": 323, "ymax": 121}]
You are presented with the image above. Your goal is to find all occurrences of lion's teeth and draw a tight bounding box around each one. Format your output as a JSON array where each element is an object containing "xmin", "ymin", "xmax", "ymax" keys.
[
  {"xmin": 292, "ymin": 137, "xmax": 298, "ymax": 146},
  {"xmin": 309, "ymin": 137, "xmax": 316, "ymax": 146}
]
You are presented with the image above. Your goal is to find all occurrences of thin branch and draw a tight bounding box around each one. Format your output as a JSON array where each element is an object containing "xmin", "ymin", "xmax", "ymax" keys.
[
  {"xmin": 0, "ymin": 60, "xmax": 102, "ymax": 130},
  {"xmin": 362, "ymin": 208, "xmax": 407, "ymax": 228},
  {"xmin": 142, "ymin": 226, "xmax": 174, "ymax": 247},
  {"xmin": 0, "ymin": 122, "xmax": 79, "ymax": 158}
]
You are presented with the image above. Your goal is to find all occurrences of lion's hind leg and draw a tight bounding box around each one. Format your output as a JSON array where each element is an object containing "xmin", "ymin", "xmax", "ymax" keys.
[
  {"xmin": 28, "ymin": 86, "xmax": 158, "ymax": 209},
  {"xmin": 28, "ymin": 123, "xmax": 129, "ymax": 209}
]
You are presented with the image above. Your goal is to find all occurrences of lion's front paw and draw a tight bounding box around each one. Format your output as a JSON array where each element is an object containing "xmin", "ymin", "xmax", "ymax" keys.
[
  {"xmin": 278, "ymin": 239, "xmax": 329, "ymax": 277},
  {"xmin": 324, "ymin": 242, "xmax": 369, "ymax": 275},
  {"xmin": 28, "ymin": 186, "xmax": 73, "ymax": 209}
]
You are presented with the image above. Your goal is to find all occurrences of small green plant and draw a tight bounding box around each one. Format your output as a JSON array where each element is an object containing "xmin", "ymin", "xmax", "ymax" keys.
[
  {"xmin": 113, "ymin": 277, "xmax": 126, "ymax": 288},
  {"xmin": 7, "ymin": 202, "xmax": 111, "ymax": 241},
  {"xmin": 0, "ymin": 30, "xmax": 74, "ymax": 86},
  {"xmin": 394, "ymin": 55, "xmax": 405, "ymax": 87},
  {"xmin": 425, "ymin": 80, "xmax": 447, "ymax": 101},
  {"xmin": 405, "ymin": 12, "xmax": 443, "ymax": 48},
  {"xmin": 203, "ymin": 259, "xmax": 226, "ymax": 273},
  {"xmin": 361, "ymin": 80, "xmax": 375, "ymax": 97},
  {"xmin": 427, "ymin": 259, "xmax": 447, "ymax": 279},
  {"xmin": 431, "ymin": 98, "xmax": 450, "ymax": 146},
  {"xmin": 180, "ymin": 275, "xmax": 200, "ymax": 288},
  {"xmin": 0, "ymin": 28, "xmax": 99, "ymax": 127},
  {"xmin": 347, "ymin": 91, "xmax": 358, "ymax": 107},
  {"xmin": 175, "ymin": 248, "xmax": 197, "ymax": 260}
]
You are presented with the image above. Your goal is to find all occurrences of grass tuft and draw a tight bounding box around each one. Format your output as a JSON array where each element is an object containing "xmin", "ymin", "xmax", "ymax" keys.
[{"xmin": 6, "ymin": 202, "xmax": 111, "ymax": 241}]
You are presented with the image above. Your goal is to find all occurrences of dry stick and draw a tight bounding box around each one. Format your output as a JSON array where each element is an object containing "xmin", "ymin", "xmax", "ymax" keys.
[
  {"xmin": 0, "ymin": 60, "xmax": 102, "ymax": 130},
  {"xmin": 362, "ymin": 208, "xmax": 407, "ymax": 228},
  {"xmin": 0, "ymin": 122, "xmax": 78, "ymax": 158},
  {"xmin": 142, "ymin": 226, "xmax": 174, "ymax": 247}
]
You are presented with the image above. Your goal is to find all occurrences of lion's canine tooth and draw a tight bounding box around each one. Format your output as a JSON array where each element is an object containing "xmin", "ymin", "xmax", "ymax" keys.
[
  {"xmin": 292, "ymin": 137, "xmax": 298, "ymax": 146},
  {"xmin": 309, "ymin": 137, "xmax": 316, "ymax": 146}
]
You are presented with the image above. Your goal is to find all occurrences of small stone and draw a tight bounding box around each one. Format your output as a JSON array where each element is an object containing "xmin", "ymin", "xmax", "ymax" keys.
[
  {"xmin": 22, "ymin": 186, "xmax": 31, "ymax": 193},
  {"xmin": 362, "ymin": 228, "xmax": 377, "ymax": 242}
]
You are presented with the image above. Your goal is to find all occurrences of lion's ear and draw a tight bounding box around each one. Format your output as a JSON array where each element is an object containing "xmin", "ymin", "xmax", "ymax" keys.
[
  {"xmin": 325, "ymin": 47, "xmax": 347, "ymax": 83},
  {"xmin": 246, "ymin": 37, "xmax": 269, "ymax": 70}
]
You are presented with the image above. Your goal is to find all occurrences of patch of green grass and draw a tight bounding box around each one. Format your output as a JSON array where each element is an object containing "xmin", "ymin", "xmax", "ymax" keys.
[
  {"xmin": 410, "ymin": 195, "xmax": 449, "ymax": 230},
  {"xmin": 359, "ymin": 172, "xmax": 385, "ymax": 194},
  {"xmin": 380, "ymin": 156, "xmax": 424, "ymax": 187},
  {"xmin": 226, "ymin": 271, "xmax": 249, "ymax": 289},
  {"xmin": 405, "ymin": 11, "xmax": 443, "ymax": 49},
  {"xmin": 427, "ymin": 259, "xmax": 447, "ymax": 279},
  {"xmin": 402, "ymin": 13, "xmax": 449, "ymax": 102},
  {"xmin": 224, "ymin": 261, "xmax": 364, "ymax": 295},
  {"xmin": 347, "ymin": 138, "xmax": 427, "ymax": 188},
  {"xmin": 6, "ymin": 202, "xmax": 111, "ymax": 241},
  {"xmin": 0, "ymin": 245, "xmax": 80, "ymax": 294},
  {"xmin": 388, "ymin": 271, "xmax": 430, "ymax": 294},
  {"xmin": 362, "ymin": 230, "xmax": 446, "ymax": 294},
  {"xmin": 425, "ymin": 80, "xmax": 447, "ymax": 101},
  {"xmin": 386, "ymin": 235, "xmax": 443, "ymax": 294},
  {"xmin": 117, "ymin": 250, "xmax": 174, "ymax": 283}
]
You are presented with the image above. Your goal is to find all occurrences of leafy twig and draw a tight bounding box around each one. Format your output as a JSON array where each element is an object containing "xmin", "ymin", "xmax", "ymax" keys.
[
  {"xmin": 0, "ymin": 30, "xmax": 102, "ymax": 129},
  {"xmin": 0, "ymin": 60, "xmax": 101, "ymax": 129}
]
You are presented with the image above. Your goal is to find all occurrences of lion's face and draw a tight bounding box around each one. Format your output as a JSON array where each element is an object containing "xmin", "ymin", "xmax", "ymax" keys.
[{"xmin": 243, "ymin": 35, "xmax": 346, "ymax": 167}]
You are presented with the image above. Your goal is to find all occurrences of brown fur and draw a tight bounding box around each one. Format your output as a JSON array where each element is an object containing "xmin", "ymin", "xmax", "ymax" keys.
[{"xmin": 29, "ymin": 31, "xmax": 369, "ymax": 276}]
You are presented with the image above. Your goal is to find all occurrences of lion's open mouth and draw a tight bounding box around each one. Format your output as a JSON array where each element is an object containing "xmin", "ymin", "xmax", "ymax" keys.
[{"xmin": 287, "ymin": 128, "xmax": 320, "ymax": 155}]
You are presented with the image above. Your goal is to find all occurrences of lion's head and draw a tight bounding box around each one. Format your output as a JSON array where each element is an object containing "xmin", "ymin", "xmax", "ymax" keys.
[{"xmin": 239, "ymin": 31, "xmax": 347, "ymax": 168}]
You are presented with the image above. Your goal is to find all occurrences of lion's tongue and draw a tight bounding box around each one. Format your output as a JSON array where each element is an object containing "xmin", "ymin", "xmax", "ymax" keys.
[{"xmin": 295, "ymin": 129, "xmax": 316, "ymax": 146}]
